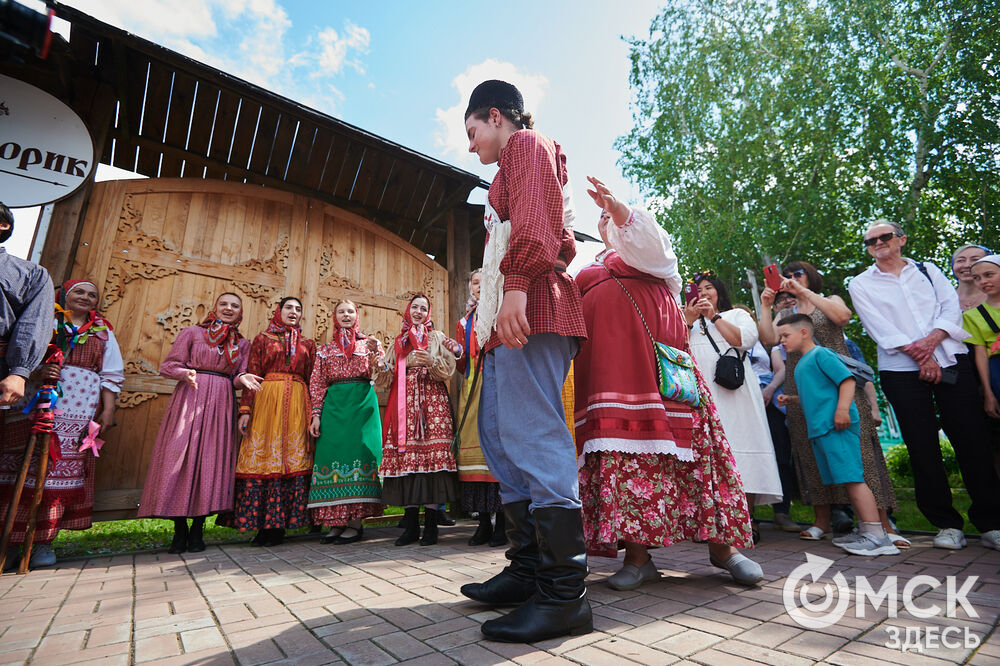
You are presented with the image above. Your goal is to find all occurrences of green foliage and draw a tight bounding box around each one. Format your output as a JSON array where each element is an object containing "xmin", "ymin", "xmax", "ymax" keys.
[
  {"xmin": 618, "ymin": 0, "xmax": 1000, "ymax": 323},
  {"xmin": 884, "ymin": 440, "xmax": 963, "ymax": 488}
]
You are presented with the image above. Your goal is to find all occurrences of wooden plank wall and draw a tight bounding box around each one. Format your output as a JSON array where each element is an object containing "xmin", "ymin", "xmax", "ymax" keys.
[{"xmin": 69, "ymin": 178, "xmax": 448, "ymax": 520}]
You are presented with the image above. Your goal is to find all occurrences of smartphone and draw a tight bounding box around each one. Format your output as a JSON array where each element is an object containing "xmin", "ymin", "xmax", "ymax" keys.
[
  {"xmin": 685, "ymin": 282, "xmax": 699, "ymax": 305},
  {"xmin": 764, "ymin": 264, "xmax": 782, "ymax": 291},
  {"xmin": 939, "ymin": 366, "xmax": 959, "ymax": 385}
]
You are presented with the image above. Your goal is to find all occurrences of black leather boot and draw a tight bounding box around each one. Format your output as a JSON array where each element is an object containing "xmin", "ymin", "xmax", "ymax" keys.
[
  {"xmin": 460, "ymin": 501, "xmax": 537, "ymax": 605},
  {"xmin": 168, "ymin": 518, "xmax": 188, "ymax": 554},
  {"xmin": 420, "ymin": 508, "xmax": 439, "ymax": 546},
  {"xmin": 395, "ymin": 507, "xmax": 420, "ymax": 546},
  {"xmin": 468, "ymin": 512, "xmax": 494, "ymax": 546},
  {"xmin": 488, "ymin": 510, "xmax": 508, "ymax": 547},
  {"xmin": 187, "ymin": 516, "xmax": 206, "ymax": 553},
  {"xmin": 481, "ymin": 507, "xmax": 592, "ymax": 643}
]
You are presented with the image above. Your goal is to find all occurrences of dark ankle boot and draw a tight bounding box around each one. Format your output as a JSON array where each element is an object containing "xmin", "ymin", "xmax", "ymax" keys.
[
  {"xmin": 481, "ymin": 507, "xmax": 592, "ymax": 643},
  {"xmin": 468, "ymin": 512, "xmax": 494, "ymax": 546},
  {"xmin": 489, "ymin": 510, "xmax": 508, "ymax": 547},
  {"xmin": 168, "ymin": 518, "xmax": 189, "ymax": 554},
  {"xmin": 395, "ymin": 507, "xmax": 420, "ymax": 546},
  {"xmin": 187, "ymin": 517, "xmax": 206, "ymax": 552},
  {"xmin": 461, "ymin": 501, "xmax": 537, "ymax": 605},
  {"xmin": 420, "ymin": 508, "xmax": 439, "ymax": 546}
]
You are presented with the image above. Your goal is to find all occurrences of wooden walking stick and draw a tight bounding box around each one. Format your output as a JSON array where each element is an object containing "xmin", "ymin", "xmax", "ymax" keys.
[
  {"xmin": 0, "ymin": 430, "xmax": 38, "ymax": 569},
  {"xmin": 18, "ymin": 437, "xmax": 50, "ymax": 574}
]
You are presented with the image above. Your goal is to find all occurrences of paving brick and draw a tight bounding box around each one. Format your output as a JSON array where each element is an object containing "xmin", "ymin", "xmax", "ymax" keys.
[
  {"xmin": 180, "ymin": 626, "xmax": 227, "ymax": 652},
  {"xmin": 86, "ymin": 621, "xmax": 132, "ymax": 647},
  {"xmin": 651, "ymin": 628, "xmax": 723, "ymax": 657},
  {"xmin": 135, "ymin": 633, "xmax": 182, "ymax": 662},
  {"xmin": 374, "ymin": 631, "xmax": 435, "ymax": 660},
  {"xmin": 443, "ymin": 643, "xmax": 515, "ymax": 665},
  {"xmin": 592, "ymin": 638, "xmax": 677, "ymax": 665},
  {"xmin": 332, "ymin": 638, "xmax": 398, "ymax": 665}
]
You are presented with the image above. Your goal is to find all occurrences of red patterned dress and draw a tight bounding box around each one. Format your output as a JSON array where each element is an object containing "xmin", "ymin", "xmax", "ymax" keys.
[
  {"xmin": 377, "ymin": 328, "xmax": 458, "ymax": 506},
  {"xmin": 0, "ymin": 330, "xmax": 124, "ymax": 544},
  {"xmin": 575, "ymin": 208, "xmax": 753, "ymax": 557},
  {"xmin": 219, "ymin": 332, "xmax": 315, "ymax": 531}
]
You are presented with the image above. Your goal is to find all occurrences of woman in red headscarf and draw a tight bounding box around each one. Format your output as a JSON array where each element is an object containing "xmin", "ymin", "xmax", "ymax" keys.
[
  {"xmin": 376, "ymin": 294, "xmax": 460, "ymax": 546},
  {"xmin": 0, "ymin": 279, "xmax": 124, "ymax": 570},
  {"xmin": 220, "ymin": 297, "xmax": 316, "ymax": 547},
  {"xmin": 138, "ymin": 292, "xmax": 262, "ymax": 554},
  {"xmin": 306, "ymin": 300, "xmax": 385, "ymax": 545}
]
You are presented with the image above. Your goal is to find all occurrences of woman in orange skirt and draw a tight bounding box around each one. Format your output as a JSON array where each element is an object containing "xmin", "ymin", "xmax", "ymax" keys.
[{"xmin": 221, "ymin": 297, "xmax": 316, "ymax": 546}]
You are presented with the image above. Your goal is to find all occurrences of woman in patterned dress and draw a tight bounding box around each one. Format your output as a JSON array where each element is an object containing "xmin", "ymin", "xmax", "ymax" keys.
[
  {"xmin": 575, "ymin": 178, "xmax": 761, "ymax": 591},
  {"xmin": 0, "ymin": 279, "xmax": 123, "ymax": 569},
  {"xmin": 455, "ymin": 270, "xmax": 507, "ymax": 547},
  {"xmin": 138, "ymin": 292, "xmax": 261, "ymax": 554},
  {"xmin": 307, "ymin": 300, "xmax": 385, "ymax": 545},
  {"xmin": 377, "ymin": 294, "xmax": 460, "ymax": 546},
  {"xmin": 757, "ymin": 261, "xmax": 900, "ymax": 545},
  {"xmin": 221, "ymin": 297, "xmax": 316, "ymax": 547}
]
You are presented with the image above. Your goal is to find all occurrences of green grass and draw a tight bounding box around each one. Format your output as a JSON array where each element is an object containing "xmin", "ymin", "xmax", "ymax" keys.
[
  {"xmin": 50, "ymin": 507, "xmax": 408, "ymax": 559},
  {"xmin": 753, "ymin": 487, "xmax": 976, "ymax": 534}
]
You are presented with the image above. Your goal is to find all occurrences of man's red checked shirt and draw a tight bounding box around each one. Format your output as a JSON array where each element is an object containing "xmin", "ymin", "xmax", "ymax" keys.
[{"xmin": 484, "ymin": 129, "xmax": 587, "ymax": 352}]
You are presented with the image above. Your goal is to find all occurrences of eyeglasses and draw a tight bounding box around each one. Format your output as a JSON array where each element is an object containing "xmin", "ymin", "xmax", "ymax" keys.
[
  {"xmin": 863, "ymin": 232, "xmax": 901, "ymax": 247},
  {"xmin": 782, "ymin": 269, "xmax": 807, "ymax": 279}
]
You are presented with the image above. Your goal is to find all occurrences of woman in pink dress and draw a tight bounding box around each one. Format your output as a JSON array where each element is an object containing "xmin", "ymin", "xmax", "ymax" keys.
[
  {"xmin": 575, "ymin": 178, "xmax": 761, "ymax": 591},
  {"xmin": 138, "ymin": 293, "xmax": 261, "ymax": 554}
]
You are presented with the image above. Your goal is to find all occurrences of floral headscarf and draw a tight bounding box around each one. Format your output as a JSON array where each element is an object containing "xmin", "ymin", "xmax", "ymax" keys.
[
  {"xmin": 199, "ymin": 293, "xmax": 244, "ymax": 366},
  {"xmin": 54, "ymin": 280, "xmax": 113, "ymax": 356},
  {"xmin": 266, "ymin": 297, "xmax": 302, "ymax": 364},
  {"xmin": 384, "ymin": 295, "xmax": 433, "ymax": 451},
  {"xmin": 332, "ymin": 301, "xmax": 366, "ymax": 357}
]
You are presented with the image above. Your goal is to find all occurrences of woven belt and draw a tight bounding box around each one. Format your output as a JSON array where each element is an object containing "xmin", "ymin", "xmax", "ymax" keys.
[
  {"xmin": 328, "ymin": 377, "xmax": 370, "ymax": 385},
  {"xmin": 194, "ymin": 369, "xmax": 231, "ymax": 378}
]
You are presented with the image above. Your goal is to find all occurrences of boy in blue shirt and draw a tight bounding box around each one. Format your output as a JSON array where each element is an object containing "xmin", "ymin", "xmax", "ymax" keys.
[{"xmin": 776, "ymin": 314, "xmax": 899, "ymax": 556}]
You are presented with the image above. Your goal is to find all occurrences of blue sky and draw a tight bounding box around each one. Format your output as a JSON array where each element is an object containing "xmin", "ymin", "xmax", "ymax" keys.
[{"xmin": 8, "ymin": 0, "xmax": 665, "ymax": 263}]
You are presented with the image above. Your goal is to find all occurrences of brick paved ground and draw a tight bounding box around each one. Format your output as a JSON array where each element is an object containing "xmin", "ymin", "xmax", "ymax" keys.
[{"xmin": 1, "ymin": 523, "xmax": 998, "ymax": 665}]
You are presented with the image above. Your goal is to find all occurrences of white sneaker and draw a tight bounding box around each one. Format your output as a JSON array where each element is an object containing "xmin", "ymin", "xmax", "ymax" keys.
[
  {"xmin": 839, "ymin": 533, "xmax": 900, "ymax": 556},
  {"xmin": 832, "ymin": 530, "xmax": 864, "ymax": 548},
  {"xmin": 28, "ymin": 544, "xmax": 56, "ymax": 568},
  {"xmin": 980, "ymin": 530, "xmax": 1000, "ymax": 551},
  {"xmin": 933, "ymin": 528, "xmax": 967, "ymax": 550}
]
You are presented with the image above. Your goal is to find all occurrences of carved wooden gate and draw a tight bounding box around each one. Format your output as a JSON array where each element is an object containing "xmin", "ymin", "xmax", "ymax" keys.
[{"xmin": 71, "ymin": 178, "xmax": 448, "ymax": 520}]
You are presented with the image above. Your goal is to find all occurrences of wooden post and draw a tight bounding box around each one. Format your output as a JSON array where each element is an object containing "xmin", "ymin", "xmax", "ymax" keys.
[{"xmin": 37, "ymin": 81, "xmax": 117, "ymax": 284}]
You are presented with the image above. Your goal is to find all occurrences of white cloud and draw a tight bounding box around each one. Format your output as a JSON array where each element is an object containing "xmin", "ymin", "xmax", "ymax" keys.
[
  {"xmin": 62, "ymin": 0, "xmax": 369, "ymax": 116},
  {"xmin": 434, "ymin": 59, "xmax": 549, "ymax": 166}
]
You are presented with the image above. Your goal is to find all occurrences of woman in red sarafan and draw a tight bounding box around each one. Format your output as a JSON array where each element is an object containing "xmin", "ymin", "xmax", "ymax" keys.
[
  {"xmin": 575, "ymin": 177, "xmax": 761, "ymax": 591},
  {"xmin": 377, "ymin": 293, "xmax": 459, "ymax": 547},
  {"xmin": 217, "ymin": 296, "xmax": 315, "ymax": 547},
  {"xmin": 0, "ymin": 279, "xmax": 123, "ymax": 570}
]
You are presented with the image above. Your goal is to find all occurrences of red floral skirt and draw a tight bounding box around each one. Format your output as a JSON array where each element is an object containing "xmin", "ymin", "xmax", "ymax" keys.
[{"xmin": 579, "ymin": 367, "xmax": 754, "ymax": 557}]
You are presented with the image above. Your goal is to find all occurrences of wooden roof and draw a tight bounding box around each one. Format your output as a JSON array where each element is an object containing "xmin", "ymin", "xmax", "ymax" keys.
[{"xmin": 5, "ymin": 2, "xmax": 485, "ymax": 258}]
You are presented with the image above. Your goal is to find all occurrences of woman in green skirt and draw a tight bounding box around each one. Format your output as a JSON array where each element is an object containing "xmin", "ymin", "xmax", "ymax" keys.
[{"xmin": 307, "ymin": 300, "xmax": 385, "ymax": 544}]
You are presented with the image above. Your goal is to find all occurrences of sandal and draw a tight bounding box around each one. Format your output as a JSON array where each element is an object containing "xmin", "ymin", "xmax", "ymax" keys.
[
  {"xmin": 888, "ymin": 533, "xmax": 911, "ymax": 549},
  {"xmin": 799, "ymin": 525, "xmax": 832, "ymax": 541}
]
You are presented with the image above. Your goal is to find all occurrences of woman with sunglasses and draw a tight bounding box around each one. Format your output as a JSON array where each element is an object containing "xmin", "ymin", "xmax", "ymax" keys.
[{"xmin": 758, "ymin": 261, "xmax": 902, "ymax": 547}]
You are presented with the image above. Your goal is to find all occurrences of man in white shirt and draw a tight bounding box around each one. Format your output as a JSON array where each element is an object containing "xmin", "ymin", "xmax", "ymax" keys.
[{"xmin": 849, "ymin": 220, "xmax": 1000, "ymax": 551}]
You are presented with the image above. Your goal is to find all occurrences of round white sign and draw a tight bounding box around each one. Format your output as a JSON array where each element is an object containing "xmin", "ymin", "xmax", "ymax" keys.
[{"xmin": 0, "ymin": 73, "xmax": 96, "ymax": 207}]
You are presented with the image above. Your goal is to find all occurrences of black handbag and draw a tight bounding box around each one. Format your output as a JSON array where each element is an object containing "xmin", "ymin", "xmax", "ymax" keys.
[{"xmin": 701, "ymin": 316, "xmax": 746, "ymax": 390}]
